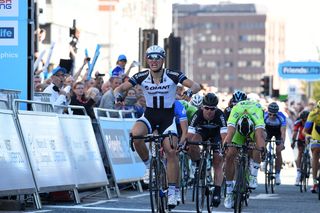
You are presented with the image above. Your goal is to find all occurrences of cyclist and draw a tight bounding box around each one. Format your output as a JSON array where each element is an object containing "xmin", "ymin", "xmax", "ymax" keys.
[
  {"xmin": 114, "ymin": 45, "xmax": 200, "ymax": 208},
  {"xmin": 303, "ymin": 100, "xmax": 320, "ymax": 193},
  {"xmin": 187, "ymin": 93, "xmax": 227, "ymax": 207},
  {"xmin": 223, "ymin": 100, "xmax": 265, "ymax": 209},
  {"xmin": 264, "ymin": 102, "xmax": 287, "ymax": 185},
  {"xmin": 190, "ymin": 93, "xmax": 203, "ymax": 108},
  {"xmin": 291, "ymin": 110, "xmax": 310, "ymax": 186},
  {"xmin": 180, "ymin": 100, "xmax": 198, "ymax": 124},
  {"xmin": 224, "ymin": 90, "xmax": 247, "ymax": 120}
]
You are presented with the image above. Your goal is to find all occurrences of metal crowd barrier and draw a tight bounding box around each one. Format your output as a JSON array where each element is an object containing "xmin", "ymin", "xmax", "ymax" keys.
[
  {"xmin": 0, "ymin": 89, "xmax": 21, "ymax": 110},
  {"xmin": 32, "ymin": 92, "xmax": 52, "ymax": 112}
]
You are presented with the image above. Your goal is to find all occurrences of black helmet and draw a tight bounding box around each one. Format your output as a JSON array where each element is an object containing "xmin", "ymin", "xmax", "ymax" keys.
[
  {"xmin": 299, "ymin": 110, "xmax": 309, "ymax": 120},
  {"xmin": 232, "ymin": 90, "xmax": 247, "ymax": 103},
  {"xmin": 237, "ymin": 115, "xmax": 254, "ymax": 136},
  {"xmin": 202, "ymin": 93, "xmax": 219, "ymax": 107},
  {"xmin": 268, "ymin": 102, "xmax": 279, "ymax": 113}
]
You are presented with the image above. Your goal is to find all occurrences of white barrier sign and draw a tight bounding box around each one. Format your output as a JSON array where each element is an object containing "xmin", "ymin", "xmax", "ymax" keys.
[
  {"xmin": 59, "ymin": 115, "xmax": 108, "ymax": 188},
  {"xmin": 18, "ymin": 113, "xmax": 76, "ymax": 191},
  {"xmin": 0, "ymin": 111, "xmax": 36, "ymax": 193}
]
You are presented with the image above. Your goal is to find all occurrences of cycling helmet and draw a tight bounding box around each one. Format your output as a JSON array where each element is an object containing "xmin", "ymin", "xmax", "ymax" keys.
[
  {"xmin": 268, "ymin": 102, "xmax": 279, "ymax": 113},
  {"xmin": 191, "ymin": 94, "xmax": 203, "ymax": 108},
  {"xmin": 145, "ymin": 45, "xmax": 166, "ymax": 58},
  {"xmin": 232, "ymin": 90, "xmax": 247, "ymax": 103},
  {"xmin": 202, "ymin": 93, "xmax": 219, "ymax": 107},
  {"xmin": 299, "ymin": 110, "xmax": 309, "ymax": 120},
  {"xmin": 237, "ymin": 115, "xmax": 254, "ymax": 136}
]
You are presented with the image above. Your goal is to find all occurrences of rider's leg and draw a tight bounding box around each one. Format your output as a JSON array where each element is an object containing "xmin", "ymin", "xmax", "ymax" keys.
[{"xmin": 131, "ymin": 121, "xmax": 149, "ymax": 163}]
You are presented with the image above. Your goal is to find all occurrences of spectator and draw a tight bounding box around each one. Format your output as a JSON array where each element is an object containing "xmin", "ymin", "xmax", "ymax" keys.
[
  {"xmin": 111, "ymin": 54, "xmax": 127, "ymax": 77},
  {"xmin": 34, "ymin": 75, "xmax": 43, "ymax": 92},
  {"xmin": 99, "ymin": 76, "xmax": 122, "ymax": 109},
  {"xmin": 101, "ymin": 81, "xmax": 111, "ymax": 94},
  {"xmin": 43, "ymin": 66, "xmax": 69, "ymax": 113},
  {"xmin": 69, "ymin": 81, "xmax": 96, "ymax": 119}
]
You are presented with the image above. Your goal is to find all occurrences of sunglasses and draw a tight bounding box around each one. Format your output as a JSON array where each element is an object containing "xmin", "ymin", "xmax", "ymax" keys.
[
  {"xmin": 203, "ymin": 106, "xmax": 216, "ymax": 111},
  {"xmin": 147, "ymin": 54, "xmax": 163, "ymax": 60},
  {"xmin": 269, "ymin": 113, "xmax": 276, "ymax": 117}
]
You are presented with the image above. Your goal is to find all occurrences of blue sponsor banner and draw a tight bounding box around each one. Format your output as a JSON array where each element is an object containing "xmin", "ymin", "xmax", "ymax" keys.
[
  {"xmin": 278, "ymin": 61, "xmax": 320, "ymax": 81},
  {"xmin": 0, "ymin": 0, "xmax": 28, "ymax": 99}
]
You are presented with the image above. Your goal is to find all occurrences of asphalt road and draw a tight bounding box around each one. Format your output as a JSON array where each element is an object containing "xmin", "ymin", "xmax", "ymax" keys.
[{"xmin": 21, "ymin": 166, "xmax": 319, "ymax": 213}]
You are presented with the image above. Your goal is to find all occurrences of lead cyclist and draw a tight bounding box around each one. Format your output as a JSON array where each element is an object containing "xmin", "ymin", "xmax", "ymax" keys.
[
  {"xmin": 223, "ymin": 99, "xmax": 265, "ymax": 209},
  {"xmin": 114, "ymin": 45, "xmax": 201, "ymax": 208}
]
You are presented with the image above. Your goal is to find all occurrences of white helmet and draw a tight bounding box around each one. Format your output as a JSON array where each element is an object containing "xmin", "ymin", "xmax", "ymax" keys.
[
  {"xmin": 247, "ymin": 93, "xmax": 260, "ymax": 102},
  {"xmin": 145, "ymin": 45, "xmax": 166, "ymax": 58},
  {"xmin": 190, "ymin": 94, "xmax": 203, "ymax": 108}
]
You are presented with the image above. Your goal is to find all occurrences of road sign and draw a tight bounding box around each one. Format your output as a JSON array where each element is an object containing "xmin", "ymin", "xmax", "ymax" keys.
[{"xmin": 278, "ymin": 61, "xmax": 320, "ymax": 81}]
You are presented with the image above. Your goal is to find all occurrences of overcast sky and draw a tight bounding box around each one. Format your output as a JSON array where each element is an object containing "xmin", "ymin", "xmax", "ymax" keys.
[{"xmin": 172, "ymin": 0, "xmax": 320, "ymax": 61}]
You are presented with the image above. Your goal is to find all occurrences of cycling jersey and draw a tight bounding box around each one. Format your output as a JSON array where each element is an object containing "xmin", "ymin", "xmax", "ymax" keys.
[
  {"xmin": 264, "ymin": 111, "xmax": 286, "ymax": 140},
  {"xmin": 129, "ymin": 69, "xmax": 187, "ymax": 109},
  {"xmin": 227, "ymin": 100, "xmax": 265, "ymax": 145},
  {"xmin": 175, "ymin": 100, "xmax": 187, "ymax": 125},
  {"xmin": 188, "ymin": 108, "xmax": 227, "ymax": 143},
  {"xmin": 174, "ymin": 100, "xmax": 187, "ymax": 137},
  {"xmin": 179, "ymin": 100, "xmax": 197, "ymax": 124},
  {"xmin": 304, "ymin": 108, "xmax": 320, "ymax": 143},
  {"xmin": 293, "ymin": 119, "xmax": 306, "ymax": 147}
]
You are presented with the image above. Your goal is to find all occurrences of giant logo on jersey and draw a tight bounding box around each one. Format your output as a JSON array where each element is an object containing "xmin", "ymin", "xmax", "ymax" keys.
[{"xmin": 144, "ymin": 85, "xmax": 170, "ymax": 90}]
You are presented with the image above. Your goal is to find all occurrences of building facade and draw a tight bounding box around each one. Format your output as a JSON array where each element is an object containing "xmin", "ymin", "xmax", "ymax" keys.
[{"xmin": 173, "ymin": 3, "xmax": 285, "ymax": 93}]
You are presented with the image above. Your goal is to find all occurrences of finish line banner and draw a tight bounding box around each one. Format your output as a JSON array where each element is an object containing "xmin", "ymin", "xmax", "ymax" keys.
[{"xmin": 278, "ymin": 61, "xmax": 320, "ymax": 81}]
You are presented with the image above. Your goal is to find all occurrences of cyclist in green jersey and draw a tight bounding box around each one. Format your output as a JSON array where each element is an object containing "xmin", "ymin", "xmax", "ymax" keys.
[
  {"xmin": 223, "ymin": 100, "xmax": 265, "ymax": 209},
  {"xmin": 179, "ymin": 100, "xmax": 198, "ymax": 124}
]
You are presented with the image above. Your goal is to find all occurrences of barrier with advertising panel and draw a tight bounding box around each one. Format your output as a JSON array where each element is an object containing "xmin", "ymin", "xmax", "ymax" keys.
[
  {"xmin": 0, "ymin": 109, "xmax": 37, "ymax": 197},
  {"xmin": 94, "ymin": 108, "xmax": 145, "ymax": 195},
  {"xmin": 58, "ymin": 113, "xmax": 109, "ymax": 189}
]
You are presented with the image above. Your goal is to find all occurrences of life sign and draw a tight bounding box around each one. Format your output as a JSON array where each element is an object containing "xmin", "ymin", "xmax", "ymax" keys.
[
  {"xmin": 0, "ymin": 27, "xmax": 14, "ymax": 38},
  {"xmin": 278, "ymin": 61, "xmax": 320, "ymax": 81}
]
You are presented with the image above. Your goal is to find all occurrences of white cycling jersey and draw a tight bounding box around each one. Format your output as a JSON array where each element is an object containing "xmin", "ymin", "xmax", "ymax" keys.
[{"xmin": 129, "ymin": 68, "xmax": 187, "ymax": 109}]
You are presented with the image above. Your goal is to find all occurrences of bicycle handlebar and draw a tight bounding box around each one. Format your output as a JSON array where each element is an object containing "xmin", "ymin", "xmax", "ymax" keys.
[{"xmin": 129, "ymin": 132, "xmax": 175, "ymax": 152}]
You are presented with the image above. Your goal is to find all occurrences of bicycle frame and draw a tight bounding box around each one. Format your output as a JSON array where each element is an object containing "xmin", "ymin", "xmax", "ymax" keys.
[{"xmin": 130, "ymin": 132, "xmax": 173, "ymax": 213}]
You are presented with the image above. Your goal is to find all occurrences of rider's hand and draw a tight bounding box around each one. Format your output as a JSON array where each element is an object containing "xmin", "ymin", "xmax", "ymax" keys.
[
  {"xmin": 291, "ymin": 140, "xmax": 296, "ymax": 149},
  {"xmin": 114, "ymin": 93, "xmax": 124, "ymax": 104},
  {"xmin": 182, "ymin": 89, "xmax": 193, "ymax": 101},
  {"xmin": 305, "ymin": 135, "xmax": 312, "ymax": 143}
]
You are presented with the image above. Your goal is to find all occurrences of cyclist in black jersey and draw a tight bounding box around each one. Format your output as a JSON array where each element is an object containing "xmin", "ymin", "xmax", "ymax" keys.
[
  {"xmin": 187, "ymin": 93, "xmax": 227, "ymax": 207},
  {"xmin": 114, "ymin": 45, "xmax": 201, "ymax": 208}
]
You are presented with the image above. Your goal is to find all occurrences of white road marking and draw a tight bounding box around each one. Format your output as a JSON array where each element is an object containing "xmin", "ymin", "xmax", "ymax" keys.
[
  {"xmin": 250, "ymin": 193, "xmax": 279, "ymax": 199},
  {"xmin": 127, "ymin": 193, "xmax": 149, "ymax": 199},
  {"xmin": 81, "ymin": 199, "xmax": 118, "ymax": 206}
]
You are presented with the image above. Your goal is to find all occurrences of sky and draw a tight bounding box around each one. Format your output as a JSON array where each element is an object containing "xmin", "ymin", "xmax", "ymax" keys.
[{"xmin": 172, "ymin": 0, "xmax": 320, "ymax": 61}]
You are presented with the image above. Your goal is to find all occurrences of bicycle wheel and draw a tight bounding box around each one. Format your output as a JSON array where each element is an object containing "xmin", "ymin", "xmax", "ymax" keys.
[
  {"xmin": 234, "ymin": 162, "xmax": 245, "ymax": 213},
  {"xmin": 159, "ymin": 161, "xmax": 168, "ymax": 212},
  {"xmin": 206, "ymin": 166, "xmax": 215, "ymax": 213},
  {"xmin": 195, "ymin": 159, "xmax": 207, "ymax": 213},
  {"xmin": 149, "ymin": 158, "xmax": 161, "ymax": 213},
  {"xmin": 300, "ymin": 155, "xmax": 308, "ymax": 192},
  {"xmin": 264, "ymin": 159, "xmax": 269, "ymax": 194},
  {"xmin": 180, "ymin": 154, "xmax": 189, "ymax": 204},
  {"xmin": 269, "ymin": 156, "xmax": 275, "ymax": 194}
]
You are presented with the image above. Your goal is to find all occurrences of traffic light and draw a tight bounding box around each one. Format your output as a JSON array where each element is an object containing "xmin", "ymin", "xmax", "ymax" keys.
[
  {"xmin": 141, "ymin": 29, "xmax": 158, "ymax": 68},
  {"xmin": 164, "ymin": 33, "xmax": 181, "ymax": 71},
  {"xmin": 260, "ymin": 75, "xmax": 272, "ymax": 96}
]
